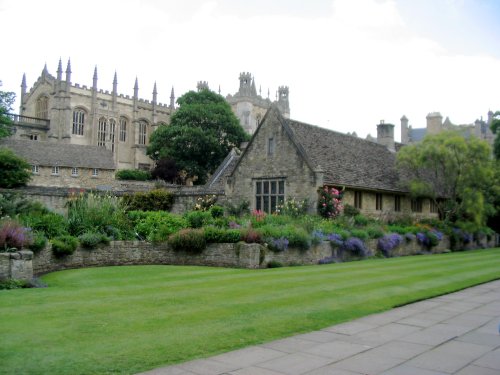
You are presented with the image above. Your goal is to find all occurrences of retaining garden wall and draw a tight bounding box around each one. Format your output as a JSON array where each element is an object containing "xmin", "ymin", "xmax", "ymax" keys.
[{"xmin": 2, "ymin": 234, "xmax": 496, "ymax": 281}]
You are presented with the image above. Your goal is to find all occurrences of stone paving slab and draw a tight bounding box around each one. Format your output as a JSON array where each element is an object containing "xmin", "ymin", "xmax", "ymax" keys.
[{"xmin": 137, "ymin": 280, "xmax": 500, "ymax": 375}]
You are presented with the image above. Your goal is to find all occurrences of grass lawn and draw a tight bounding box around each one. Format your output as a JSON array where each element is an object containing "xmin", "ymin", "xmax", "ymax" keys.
[{"xmin": 1, "ymin": 248, "xmax": 500, "ymax": 374}]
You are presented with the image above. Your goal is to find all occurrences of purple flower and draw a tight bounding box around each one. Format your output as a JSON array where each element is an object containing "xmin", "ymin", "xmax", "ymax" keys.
[
  {"xmin": 228, "ymin": 221, "xmax": 241, "ymax": 229},
  {"xmin": 378, "ymin": 233, "xmax": 403, "ymax": 257},
  {"xmin": 327, "ymin": 233, "xmax": 344, "ymax": 246},
  {"xmin": 270, "ymin": 237, "xmax": 289, "ymax": 252},
  {"xmin": 341, "ymin": 237, "xmax": 367, "ymax": 256}
]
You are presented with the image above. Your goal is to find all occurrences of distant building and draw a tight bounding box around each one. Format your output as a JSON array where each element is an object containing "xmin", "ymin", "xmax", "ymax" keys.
[{"xmin": 400, "ymin": 111, "xmax": 495, "ymax": 145}]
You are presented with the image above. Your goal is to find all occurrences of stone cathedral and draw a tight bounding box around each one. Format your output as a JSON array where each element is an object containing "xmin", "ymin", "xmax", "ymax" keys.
[{"xmin": 12, "ymin": 59, "xmax": 290, "ymax": 171}]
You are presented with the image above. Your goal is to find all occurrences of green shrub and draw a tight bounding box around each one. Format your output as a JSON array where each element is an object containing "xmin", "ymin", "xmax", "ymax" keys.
[
  {"xmin": 28, "ymin": 232, "xmax": 47, "ymax": 252},
  {"xmin": 267, "ymin": 260, "xmax": 283, "ymax": 268},
  {"xmin": 277, "ymin": 197, "xmax": 308, "ymax": 217},
  {"xmin": 78, "ymin": 232, "xmax": 109, "ymax": 249},
  {"xmin": 193, "ymin": 195, "xmax": 218, "ymax": 211},
  {"xmin": 240, "ymin": 228, "xmax": 262, "ymax": 243},
  {"xmin": 366, "ymin": 225, "xmax": 385, "ymax": 239},
  {"xmin": 210, "ymin": 205, "xmax": 224, "ymax": 218},
  {"xmin": 67, "ymin": 192, "xmax": 132, "ymax": 239},
  {"xmin": 353, "ymin": 214, "xmax": 370, "ymax": 226},
  {"xmin": 0, "ymin": 279, "xmax": 30, "ymax": 290},
  {"xmin": 21, "ymin": 211, "xmax": 68, "ymax": 239},
  {"xmin": 115, "ymin": 169, "xmax": 151, "ymax": 181},
  {"xmin": 130, "ymin": 211, "xmax": 188, "ymax": 242},
  {"xmin": 349, "ymin": 229, "xmax": 369, "ymax": 240},
  {"xmin": 168, "ymin": 229, "xmax": 206, "ymax": 253},
  {"xmin": 343, "ymin": 204, "xmax": 360, "ymax": 217},
  {"xmin": 0, "ymin": 219, "xmax": 33, "ymax": 251},
  {"xmin": 0, "ymin": 193, "xmax": 48, "ymax": 218},
  {"xmin": 51, "ymin": 235, "xmax": 79, "ymax": 258},
  {"xmin": 122, "ymin": 189, "xmax": 174, "ymax": 211},
  {"xmin": 204, "ymin": 227, "xmax": 241, "ymax": 243},
  {"xmin": 185, "ymin": 210, "xmax": 212, "ymax": 228},
  {"xmin": 225, "ymin": 200, "xmax": 249, "ymax": 217}
]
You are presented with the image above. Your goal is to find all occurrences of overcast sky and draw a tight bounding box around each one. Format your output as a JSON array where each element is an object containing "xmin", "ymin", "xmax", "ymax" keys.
[{"xmin": 1, "ymin": 0, "xmax": 499, "ymax": 141}]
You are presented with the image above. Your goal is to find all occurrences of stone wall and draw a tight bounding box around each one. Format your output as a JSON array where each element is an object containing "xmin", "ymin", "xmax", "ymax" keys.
[
  {"xmin": 2, "ymin": 234, "xmax": 495, "ymax": 281},
  {"xmin": 0, "ymin": 251, "xmax": 33, "ymax": 281}
]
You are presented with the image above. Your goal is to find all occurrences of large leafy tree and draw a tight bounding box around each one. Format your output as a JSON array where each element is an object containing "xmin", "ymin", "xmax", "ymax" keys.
[
  {"xmin": 396, "ymin": 131, "xmax": 495, "ymax": 227},
  {"xmin": 0, "ymin": 86, "xmax": 15, "ymax": 138},
  {"xmin": 0, "ymin": 149, "xmax": 31, "ymax": 188},
  {"xmin": 147, "ymin": 89, "xmax": 248, "ymax": 184}
]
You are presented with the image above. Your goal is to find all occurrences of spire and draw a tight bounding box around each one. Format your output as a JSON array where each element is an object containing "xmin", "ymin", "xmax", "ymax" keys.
[
  {"xmin": 134, "ymin": 77, "xmax": 139, "ymax": 99},
  {"xmin": 170, "ymin": 86, "xmax": 175, "ymax": 110},
  {"xmin": 65, "ymin": 58, "xmax": 72, "ymax": 87},
  {"xmin": 152, "ymin": 81, "xmax": 158, "ymax": 104},
  {"xmin": 21, "ymin": 73, "xmax": 26, "ymax": 92},
  {"xmin": 259, "ymin": 85, "xmax": 262, "ymax": 96},
  {"xmin": 57, "ymin": 58, "xmax": 63, "ymax": 81},
  {"xmin": 92, "ymin": 66, "xmax": 98, "ymax": 90},
  {"xmin": 218, "ymin": 85, "xmax": 221, "ymax": 95},
  {"xmin": 251, "ymin": 78, "xmax": 256, "ymax": 96},
  {"xmin": 112, "ymin": 71, "xmax": 118, "ymax": 94},
  {"xmin": 42, "ymin": 63, "xmax": 48, "ymax": 77},
  {"xmin": 267, "ymin": 88, "xmax": 270, "ymax": 99}
]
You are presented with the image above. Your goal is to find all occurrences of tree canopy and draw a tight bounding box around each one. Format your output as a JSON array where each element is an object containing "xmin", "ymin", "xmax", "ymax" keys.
[
  {"xmin": 0, "ymin": 88, "xmax": 15, "ymax": 138},
  {"xmin": 0, "ymin": 148, "xmax": 31, "ymax": 188},
  {"xmin": 147, "ymin": 89, "xmax": 248, "ymax": 184},
  {"xmin": 396, "ymin": 131, "xmax": 496, "ymax": 227}
]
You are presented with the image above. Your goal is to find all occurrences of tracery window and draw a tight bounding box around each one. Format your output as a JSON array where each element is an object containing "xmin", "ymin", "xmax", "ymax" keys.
[
  {"xmin": 119, "ymin": 117, "xmax": 127, "ymax": 142},
  {"xmin": 109, "ymin": 119, "xmax": 116, "ymax": 152},
  {"xmin": 138, "ymin": 120, "xmax": 147, "ymax": 145},
  {"xmin": 36, "ymin": 95, "xmax": 49, "ymax": 119},
  {"xmin": 72, "ymin": 109, "xmax": 85, "ymax": 135},
  {"xmin": 98, "ymin": 117, "xmax": 107, "ymax": 147}
]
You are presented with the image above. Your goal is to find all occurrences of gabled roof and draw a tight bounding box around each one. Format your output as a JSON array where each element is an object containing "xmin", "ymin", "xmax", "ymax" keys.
[
  {"xmin": 286, "ymin": 119, "xmax": 404, "ymax": 192},
  {"xmin": 227, "ymin": 106, "xmax": 407, "ymax": 193},
  {"xmin": 205, "ymin": 148, "xmax": 240, "ymax": 192},
  {"xmin": 0, "ymin": 139, "xmax": 115, "ymax": 170}
]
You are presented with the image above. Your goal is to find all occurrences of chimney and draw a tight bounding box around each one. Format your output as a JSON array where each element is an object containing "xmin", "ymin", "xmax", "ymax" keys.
[
  {"xmin": 426, "ymin": 112, "xmax": 443, "ymax": 135},
  {"xmin": 377, "ymin": 120, "xmax": 395, "ymax": 151},
  {"xmin": 400, "ymin": 115, "xmax": 409, "ymax": 144}
]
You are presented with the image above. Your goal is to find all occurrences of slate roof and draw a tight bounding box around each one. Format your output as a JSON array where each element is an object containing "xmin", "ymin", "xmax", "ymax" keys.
[
  {"xmin": 409, "ymin": 128, "xmax": 427, "ymax": 142},
  {"xmin": 285, "ymin": 119, "xmax": 406, "ymax": 192},
  {"xmin": 0, "ymin": 139, "xmax": 115, "ymax": 170},
  {"xmin": 205, "ymin": 149, "xmax": 240, "ymax": 192}
]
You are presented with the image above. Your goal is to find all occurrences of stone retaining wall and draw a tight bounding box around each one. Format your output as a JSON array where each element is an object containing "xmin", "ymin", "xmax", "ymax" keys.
[{"xmin": 2, "ymin": 235, "xmax": 496, "ymax": 281}]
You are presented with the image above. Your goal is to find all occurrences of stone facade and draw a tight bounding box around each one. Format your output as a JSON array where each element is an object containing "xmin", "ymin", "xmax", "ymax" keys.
[
  {"xmin": 0, "ymin": 251, "xmax": 33, "ymax": 281},
  {"xmin": 222, "ymin": 106, "xmax": 438, "ymax": 220},
  {"xmin": 15, "ymin": 60, "xmax": 174, "ymax": 170},
  {"xmin": 29, "ymin": 165, "xmax": 115, "ymax": 189}
]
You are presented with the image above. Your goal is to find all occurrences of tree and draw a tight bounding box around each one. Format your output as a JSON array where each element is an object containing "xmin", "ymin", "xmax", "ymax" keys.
[
  {"xmin": 490, "ymin": 110, "xmax": 500, "ymax": 160},
  {"xmin": 0, "ymin": 148, "xmax": 31, "ymax": 188},
  {"xmin": 0, "ymin": 87, "xmax": 15, "ymax": 138},
  {"xmin": 151, "ymin": 158, "xmax": 180, "ymax": 184},
  {"xmin": 396, "ymin": 131, "xmax": 495, "ymax": 227},
  {"xmin": 147, "ymin": 89, "xmax": 248, "ymax": 184}
]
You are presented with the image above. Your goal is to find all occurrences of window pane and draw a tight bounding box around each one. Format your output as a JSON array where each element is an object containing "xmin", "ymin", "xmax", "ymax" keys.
[
  {"xmin": 256, "ymin": 196, "xmax": 261, "ymax": 211},
  {"xmin": 271, "ymin": 181, "xmax": 276, "ymax": 194},
  {"xmin": 263, "ymin": 181, "xmax": 269, "ymax": 194},
  {"xmin": 263, "ymin": 196, "xmax": 269, "ymax": 213},
  {"xmin": 278, "ymin": 181, "xmax": 284, "ymax": 194},
  {"xmin": 256, "ymin": 181, "xmax": 261, "ymax": 195},
  {"xmin": 271, "ymin": 196, "xmax": 277, "ymax": 213}
]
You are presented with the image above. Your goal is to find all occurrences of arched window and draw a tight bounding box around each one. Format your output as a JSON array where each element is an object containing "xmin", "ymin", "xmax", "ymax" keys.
[
  {"xmin": 138, "ymin": 120, "xmax": 147, "ymax": 145},
  {"xmin": 109, "ymin": 119, "xmax": 116, "ymax": 152},
  {"xmin": 119, "ymin": 117, "xmax": 127, "ymax": 142},
  {"xmin": 98, "ymin": 117, "xmax": 107, "ymax": 147},
  {"xmin": 36, "ymin": 95, "xmax": 49, "ymax": 119},
  {"xmin": 72, "ymin": 109, "xmax": 85, "ymax": 135}
]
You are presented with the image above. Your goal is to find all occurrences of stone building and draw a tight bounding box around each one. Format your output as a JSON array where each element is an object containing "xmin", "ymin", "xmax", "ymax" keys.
[
  {"xmin": 0, "ymin": 139, "xmax": 115, "ymax": 189},
  {"xmin": 400, "ymin": 111, "xmax": 495, "ymax": 145},
  {"xmin": 226, "ymin": 72, "xmax": 290, "ymax": 134},
  {"xmin": 12, "ymin": 59, "xmax": 175, "ymax": 171},
  {"xmin": 214, "ymin": 106, "xmax": 438, "ymax": 219}
]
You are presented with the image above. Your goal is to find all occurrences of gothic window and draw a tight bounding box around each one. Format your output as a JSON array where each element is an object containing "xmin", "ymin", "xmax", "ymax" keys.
[
  {"xmin": 35, "ymin": 95, "xmax": 49, "ymax": 119},
  {"xmin": 138, "ymin": 120, "xmax": 147, "ymax": 145},
  {"xmin": 354, "ymin": 191, "xmax": 363, "ymax": 209},
  {"xmin": 98, "ymin": 117, "xmax": 107, "ymax": 147},
  {"xmin": 72, "ymin": 109, "xmax": 85, "ymax": 135},
  {"xmin": 109, "ymin": 119, "xmax": 116, "ymax": 152},
  {"xmin": 119, "ymin": 117, "xmax": 127, "ymax": 142},
  {"xmin": 29, "ymin": 134, "xmax": 38, "ymax": 140},
  {"xmin": 376, "ymin": 193, "xmax": 383, "ymax": 211},
  {"xmin": 255, "ymin": 179, "xmax": 285, "ymax": 214}
]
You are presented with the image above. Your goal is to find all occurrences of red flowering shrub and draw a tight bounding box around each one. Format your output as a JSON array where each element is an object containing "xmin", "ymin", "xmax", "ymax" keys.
[{"xmin": 318, "ymin": 186, "xmax": 344, "ymax": 219}]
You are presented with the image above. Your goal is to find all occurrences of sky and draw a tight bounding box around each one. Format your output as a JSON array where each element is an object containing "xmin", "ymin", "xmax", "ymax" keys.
[{"xmin": 1, "ymin": 0, "xmax": 499, "ymax": 141}]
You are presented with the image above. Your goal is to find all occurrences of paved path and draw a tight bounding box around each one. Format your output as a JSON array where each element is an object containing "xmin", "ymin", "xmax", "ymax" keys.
[{"xmin": 139, "ymin": 280, "xmax": 500, "ymax": 375}]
